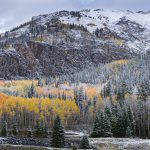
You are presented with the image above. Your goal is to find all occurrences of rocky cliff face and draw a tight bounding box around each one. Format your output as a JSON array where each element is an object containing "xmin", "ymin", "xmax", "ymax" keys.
[
  {"xmin": 0, "ymin": 9, "xmax": 149, "ymax": 79},
  {"xmin": 0, "ymin": 50, "xmax": 23, "ymax": 79}
]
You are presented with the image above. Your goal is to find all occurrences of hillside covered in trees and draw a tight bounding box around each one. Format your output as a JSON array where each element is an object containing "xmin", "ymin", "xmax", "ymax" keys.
[{"xmin": 0, "ymin": 55, "xmax": 149, "ymax": 143}]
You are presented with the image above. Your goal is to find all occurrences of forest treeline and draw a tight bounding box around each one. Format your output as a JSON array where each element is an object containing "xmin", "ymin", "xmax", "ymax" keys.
[{"xmin": 0, "ymin": 56, "xmax": 149, "ymax": 139}]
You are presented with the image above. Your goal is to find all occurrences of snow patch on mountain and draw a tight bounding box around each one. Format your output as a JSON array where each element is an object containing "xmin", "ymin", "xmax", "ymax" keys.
[
  {"xmin": 1, "ymin": 9, "xmax": 150, "ymax": 54},
  {"xmin": 60, "ymin": 9, "xmax": 150, "ymax": 33}
]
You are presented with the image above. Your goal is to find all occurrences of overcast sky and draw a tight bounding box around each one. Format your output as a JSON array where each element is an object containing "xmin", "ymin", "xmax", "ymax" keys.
[{"xmin": 0, "ymin": 0, "xmax": 149, "ymax": 33}]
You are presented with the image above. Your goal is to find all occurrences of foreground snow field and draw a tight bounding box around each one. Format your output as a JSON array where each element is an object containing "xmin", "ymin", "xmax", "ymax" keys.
[
  {"xmin": 90, "ymin": 138, "xmax": 150, "ymax": 150},
  {"xmin": 0, "ymin": 136, "xmax": 150, "ymax": 150}
]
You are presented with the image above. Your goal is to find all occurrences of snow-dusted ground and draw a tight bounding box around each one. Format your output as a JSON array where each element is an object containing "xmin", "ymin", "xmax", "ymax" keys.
[
  {"xmin": 90, "ymin": 137, "xmax": 150, "ymax": 144},
  {"xmin": 64, "ymin": 131, "xmax": 150, "ymax": 149},
  {"xmin": 65, "ymin": 131, "xmax": 85, "ymax": 138},
  {"xmin": 0, "ymin": 135, "xmax": 150, "ymax": 150},
  {"xmin": 0, "ymin": 137, "xmax": 7, "ymax": 144},
  {"xmin": 90, "ymin": 138, "xmax": 150, "ymax": 150}
]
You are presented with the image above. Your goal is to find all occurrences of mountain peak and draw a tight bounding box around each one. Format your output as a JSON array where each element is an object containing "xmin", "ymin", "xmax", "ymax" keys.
[{"xmin": 0, "ymin": 9, "xmax": 149, "ymax": 79}]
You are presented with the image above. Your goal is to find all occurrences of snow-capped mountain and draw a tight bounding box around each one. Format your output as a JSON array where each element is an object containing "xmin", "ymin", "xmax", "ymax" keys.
[
  {"xmin": 3, "ymin": 9, "xmax": 150, "ymax": 53},
  {"xmin": 0, "ymin": 9, "xmax": 150, "ymax": 79},
  {"xmin": 60, "ymin": 9, "xmax": 150, "ymax": 53}
]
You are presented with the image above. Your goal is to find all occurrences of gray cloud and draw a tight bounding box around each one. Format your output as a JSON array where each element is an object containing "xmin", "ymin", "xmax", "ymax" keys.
[{"xmin": 0, "ymin": 0, "xmax": 149, "ymax": 33}]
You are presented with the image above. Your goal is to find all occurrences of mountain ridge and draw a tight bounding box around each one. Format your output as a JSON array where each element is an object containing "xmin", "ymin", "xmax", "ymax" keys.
[{"xmin": 0, "ymin": 9, "xmax": 149, "ymax": 79}]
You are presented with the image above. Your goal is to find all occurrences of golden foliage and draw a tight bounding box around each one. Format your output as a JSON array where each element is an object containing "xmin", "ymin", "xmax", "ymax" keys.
[
  {"xmin": 113, "ymin": 38, "xmax": 124, "ymax": 46},
  {"xmin": 85, "ymin": 86, "xmax": 97, "ymax": 98},
  {"xmin": 0, "ymin": 93, "xmax": 79, "ymax": 126},
  {"xmin": 107, "ymin": 59, "xmax": 129, "ymax": 68}
]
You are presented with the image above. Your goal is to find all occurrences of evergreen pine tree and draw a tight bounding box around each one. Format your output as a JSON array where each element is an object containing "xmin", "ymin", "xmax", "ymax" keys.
[
  {"xmin": 103, "ymin": 114, "xmax": 112, "ymax": 137},
  {"xmin": 127, "ymin": 106, "xmax": 135, "ymax": 135},
  {"xmin": 121, "ymin": 82, "xmax": 127, "ymax": 95},
  {"xmin": 72, "ymin": 145, "xmax": 77, "ymax": 150},
  {"xmin": 93, "ymin": 96, "xmax": 97, "ymax": 105},
  {"xmin": 91, "ymin": 115, "xmax": 101, "ymax": 137},
  {"xmin": 38, "ymin": 78, "xmax": 43, "ymax": 87},
  {"xmin": 35, "ymin": 120, "xmax": 42, "ymax": 137},
  {"xmin": 110, "ymin": 105, "xmax": 118, "ymax": 136},
  {"xmin": 116, "ymin": 88, "xmax": 125, "ymax": 105},
  {"xmin": 80, "ymin": 135, "xmax": 91, "ymax": 149},
  {"xmin": 115, "ymin": 112, "xmax": 126, "ymax": 137},
  {"xmin": 123, "ymin": 108, "xmax": 130, "ymax": 131},
  {"xmin": 138, "ymin": 83, "xmax": 148, "ymax": 102},
  {"xmin": 126, "ymin": 126, "xmax": 132, "ymax": 138},
  {"xmin": 1, "ymin": 122, "xmax": 7, "ymax": 137},
  {"xmin": 12, "ymin": 123, "xmax": 18, "ymax": 136},
  {"xmin": 95, "ymin": 28, "xmax": 100, "ymax": 37},
  {"xmin": 115, "ymin": 107, "xmax": 130, "ymax": 138},
  {"xmin": 27, "ymin": 128, "xmax": 33, "ymax": 138},
  {"xmin": 102, "ymin": 85, "xmax": 107, "ymax": 98},
  {"xmin": 111, "ymin": 114, "xmax": 117, "ymax": 137},
  {"xmin": 62, "ymin": 91, "xmax": 67, "ymax": 100},
  {"xmin": 84, "ymin": 91, "xmax": 88, "ymax": 101},
  {"xmin": 105, "ymin": 82, "xmax": 111, "ymax": 97},
  {"xmin": 105, "ymin": 106, "xmax": 112, "ymax": 122},
  {"xmin": 51, "ymin": 116, "xmax": 65, "ymax": 148},
  {"xmin": 78, "ymin": 87, "xmax": 84, "ymax": 110},
  {"xmin": 91, "ymin": 111, "xmax": 112, "ymax": 137},
  {"xmin": 48, "ymin": 93, "xmax": 53, "ymax": 99},
  {"xmin": 144, "ymin": 80, "xmax": 150, "ymax": 96},
  {"xmin": 45, "ymin": 77, "xmax": 50, "ymax": 85},
  {"xmin": 74, "ymin": 88, "xmax": 78, "ymax": 106},
  {"xmin": 28, "ymin": 81, "xmax": 36, "ymax": 98},
  {"xmin": 98, "ymin": 112, "xmax": 105, "ymax": 137},
  {"xmin": 42, "ymin": 124, "xmax": 48, "ymax": 138}
]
